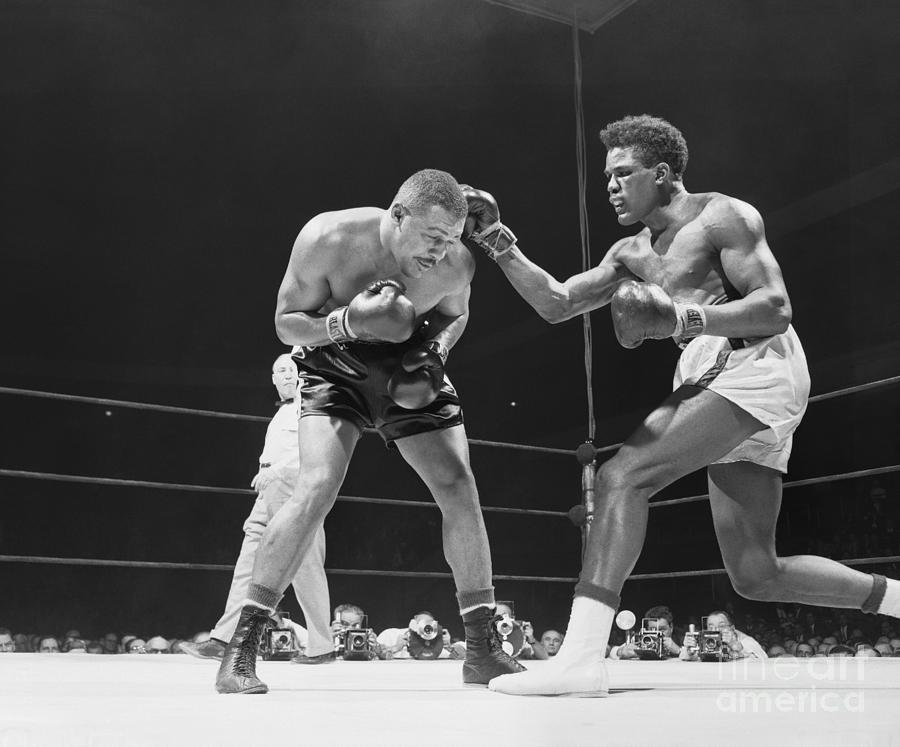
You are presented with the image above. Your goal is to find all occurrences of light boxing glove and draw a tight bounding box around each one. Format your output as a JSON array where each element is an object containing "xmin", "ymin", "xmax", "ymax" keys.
[{"xmin": 610, "ymin": 280, "xmax": 706, "ymax": 348}]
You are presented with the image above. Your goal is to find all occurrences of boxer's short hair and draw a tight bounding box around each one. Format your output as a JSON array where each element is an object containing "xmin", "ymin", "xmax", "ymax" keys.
[
  {"xmin": 394, "ymin": 169, "xmax": 467, "ymax": 221},
  {"xmin": 600, "ymin": 114, "xmax": 689, "ymax": 178}
]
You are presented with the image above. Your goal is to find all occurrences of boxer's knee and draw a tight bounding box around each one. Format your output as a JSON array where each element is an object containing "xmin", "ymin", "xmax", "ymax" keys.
[
  {"xmin": 595, "ymin": 459, "xmax": 666, "ymax": 502},
  {"xmin": 294, "ymin": 466, "xmax": 342, "ymax": 502},
  {"xmin": 276, "ymin": 472, "xmax": 339, "ymax": 526},
  {"xmin": 424, "ymin": 459, "xmax": 478, "ymax": 503},
  {"xmin": 728, "ymin": 560, "xmax": 783, "ymax": 601}
]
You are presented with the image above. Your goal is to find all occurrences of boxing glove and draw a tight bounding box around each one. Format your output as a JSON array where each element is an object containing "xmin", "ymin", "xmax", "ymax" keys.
[
  {"xmin": 387, "ymin": 346, "xmax": 444, "ymax": 409},
  {"xmin": 459, "ymin": 184, "xmax": 517, "ymax": 261},
  {"xmin": 326, "ymin": 279, "xmax": 417, "ymax": 344},
  {"xmin": 610, "ymin": 280, "xmax": 706, "ymax": 348}
]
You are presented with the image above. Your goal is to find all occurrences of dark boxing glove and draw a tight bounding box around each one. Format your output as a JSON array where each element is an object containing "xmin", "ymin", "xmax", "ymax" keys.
[
  {"xmin": 387, "ymin": 344, "xmax": 445, "ymax": 410},
  {"xmin": 610, "ymin": 280, "xmax": 706, "ymax": 349},
  {"xmin": 459, "ymin": 184, "xmax": 517, "ymax": 261},
  {"xmin": 325, "ymin": 279, "xmax": 417, "ymax": 344}
]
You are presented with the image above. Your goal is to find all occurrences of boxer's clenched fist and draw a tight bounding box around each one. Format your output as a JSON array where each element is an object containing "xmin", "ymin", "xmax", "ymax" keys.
[
  {"xmin": 610, "ymin": 280, "xmax": 706, "ymax": 348},
  {"xmin": 326, "ymin": 279, "xmax": 416, "ymax": 344}
]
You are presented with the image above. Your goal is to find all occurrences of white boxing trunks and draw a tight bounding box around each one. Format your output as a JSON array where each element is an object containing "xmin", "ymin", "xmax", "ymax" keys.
[{"xmin": 673, "ymin": 325, "xmax": 810, "ymax": 472}]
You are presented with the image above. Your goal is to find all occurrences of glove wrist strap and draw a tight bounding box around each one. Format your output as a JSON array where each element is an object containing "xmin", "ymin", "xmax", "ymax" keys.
[
  {"xmin": 325, "ymin": 306, "xmax": 357, "ymax": 344},
  {"xmin": 424, "ymin": 340, "xmax": 449, "ymax": 364},
  {"xmin": 470, "ymin": 220, "xmax": 517, "ymax": 261},
  {"xmin": 672, "ymin": 302, "xmax": 706, "ymax": 343}
]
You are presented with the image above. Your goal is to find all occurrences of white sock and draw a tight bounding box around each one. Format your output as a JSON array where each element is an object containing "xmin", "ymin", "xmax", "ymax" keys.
[
  {"xmin": 878, "ymin": 578, "xmax": 900, "ymax": 617},
  {"xmin": 553, "ymin": 597, "xmax": 614, "ymax": 664},
  {"xmin": 459, "ymin": 603, "xmax": 494, "ymax": 615}
]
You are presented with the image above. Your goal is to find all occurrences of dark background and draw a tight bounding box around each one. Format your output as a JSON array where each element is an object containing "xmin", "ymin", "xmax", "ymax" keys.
[{"xmin": 1, "ymin": 0, "xmax": 899, "ymax": 640}]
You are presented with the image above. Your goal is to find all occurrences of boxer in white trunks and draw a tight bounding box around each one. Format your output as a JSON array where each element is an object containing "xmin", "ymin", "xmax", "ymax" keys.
[{"xmin": 461, "ymin": 114, "xmax": 900, "ymax": 696}]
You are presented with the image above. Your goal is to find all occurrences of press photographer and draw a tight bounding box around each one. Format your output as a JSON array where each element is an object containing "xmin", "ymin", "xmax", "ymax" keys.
[
  {"xmin": 494, "ymin": 602, "xmax": 548, "ymax": 661},
  {"xmin": 376, "ymin": 611, "xmax": 450, "ymax": 660},
  {"xmin": 682, "ymin": 610, "xmax": 767, "ymax": 661},
  {"xmin": 331, "ymin": 603, "xmax": 380, "ymax": 661},
  {"xmin": 609, "ymin": 605, "xmax": 683, "ymax": 660}
]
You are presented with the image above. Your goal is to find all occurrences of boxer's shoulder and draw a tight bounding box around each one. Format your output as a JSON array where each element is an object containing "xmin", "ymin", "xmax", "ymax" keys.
[
  {"xmin": 304, "ymin": 207, "xmax": 382, "ymax": 247},
  {"xmin": 293, "ymin": 208, "xmax": 384, "ymax": 273},
  {"xmin": 696, "ymin": 193, "xmax": 765, "ymax": 237}
]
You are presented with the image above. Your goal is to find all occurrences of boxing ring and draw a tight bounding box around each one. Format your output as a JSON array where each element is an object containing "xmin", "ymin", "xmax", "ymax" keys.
[
  {"xmin": 3, "ymin": 656, "xmax": 900, "ymax": 746},
  {"xmin": 2, "ymin": 374, "xmax": 900, "ymax": 746}
]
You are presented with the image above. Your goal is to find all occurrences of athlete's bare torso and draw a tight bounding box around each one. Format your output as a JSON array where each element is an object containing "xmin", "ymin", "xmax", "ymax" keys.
[
  {"xmin": 301, "ymin": 207, "xmax": 473, "ymax": 322},
  {"xmin": 612, "ymin": 192, "xmax": 745, "ymax": 305}
]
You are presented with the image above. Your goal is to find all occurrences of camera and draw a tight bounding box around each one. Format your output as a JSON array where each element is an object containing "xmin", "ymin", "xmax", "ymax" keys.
[
  {"xmin": 335, "ymin": 628, "xmax": 373, "ymax": 661},
  {"xmin": 698, "ymin": 616, "xmax": 735, "ymax": 661},
  {"xmin": 495, "ymin": 615, "xmax": 516, "ymax": 638},
  {"xmin": 414, "ymin": 620, "xmax": 439, "ymax": 641},
  {"xmin": 407, "ymin": 618, "xmax": 444, "ymax": 660},
  {"xmin": 492, "ymin": 614, "xmax": 525, "ymax": 658},
  {"xmin": 635, "ymin": 618, "xmax": 665, "ymax": 660},
  {"xmin": 699, "ymin": 629, "xmax": 725, "ymax": 661},
  {"xmin": 261, "ymin": 613, "xmax": 300, "ymax": 661}
]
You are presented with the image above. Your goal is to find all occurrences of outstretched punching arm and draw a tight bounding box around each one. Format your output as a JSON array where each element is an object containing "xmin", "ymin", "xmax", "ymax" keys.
[
  {"xmin": 462, "ymin": 185, "xmax": 631, "ymax": 323},
  {"xmin": 495, "ymin": 243, "xmax": 632, "ymax": 324}
]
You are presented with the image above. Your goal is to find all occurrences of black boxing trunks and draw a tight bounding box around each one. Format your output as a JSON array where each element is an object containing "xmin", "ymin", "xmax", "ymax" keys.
[{"xmin": 292, "ymin": 334, "xmax": 463, "ymax": 447}]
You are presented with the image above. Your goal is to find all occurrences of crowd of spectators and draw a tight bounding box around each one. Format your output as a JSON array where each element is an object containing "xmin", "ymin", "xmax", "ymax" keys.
[
  {"xmin": 0, "ymin": 627, "xmax": 197, "ymax": 655},
  {"xmin": 5, "ymin": 598, "xmax": 900, "ymax": 662}
]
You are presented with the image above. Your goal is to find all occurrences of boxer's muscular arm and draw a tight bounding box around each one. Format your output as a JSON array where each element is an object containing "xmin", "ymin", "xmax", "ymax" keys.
[
  {"xmin": 426, "ymin": 284, "xmax": 470, "ymax": 356},
  {"xmin": 274, "ymin": 217, "xmax": 336, "ymax": 347},
  {"xmin": 494, "ymin": 240, "xmax": 633, "ymax": 323},
  {"xmin": 700, "ymin": 199, "xmax": 792, "ymax": 338}
]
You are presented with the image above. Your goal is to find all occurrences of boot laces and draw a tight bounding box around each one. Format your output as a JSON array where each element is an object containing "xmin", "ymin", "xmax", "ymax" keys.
[
  {"xmin": 487, "ymin": 614, "xmax": 508, "ymax": 654},
  {"xmin": 233, "ymin": 613, "xmax": 265, "ymax": 676}
]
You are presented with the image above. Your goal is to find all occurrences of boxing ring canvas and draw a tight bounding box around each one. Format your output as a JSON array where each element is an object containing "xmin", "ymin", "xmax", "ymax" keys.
[{"xmin": 4, "ymin": 656, "xmax": 899, "ymax": 746}]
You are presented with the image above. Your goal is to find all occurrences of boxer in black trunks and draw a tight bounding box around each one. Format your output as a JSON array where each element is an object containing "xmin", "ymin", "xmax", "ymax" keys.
[{"xmin": 216, "ymin": 169, "xmax": 523, "ymax": 694}]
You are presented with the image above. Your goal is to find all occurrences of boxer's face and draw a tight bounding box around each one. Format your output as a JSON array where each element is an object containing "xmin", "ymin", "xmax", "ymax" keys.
[
  {"xmin": 390, "ymin": 203, "xmax": 464, "ymax": 279},
  {"xmin": 604, "ymin": 147, "xmax": 661, "ymax": 226}
]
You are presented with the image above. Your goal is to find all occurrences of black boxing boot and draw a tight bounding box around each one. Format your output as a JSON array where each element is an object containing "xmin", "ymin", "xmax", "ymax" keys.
[
  {"xmin": 461, "ymin": 606, "xmax": 526, "ymax": 685},
  {"xmin": 215, "ymin": 605, "xmax": 270, "ymax": 694}
]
